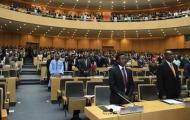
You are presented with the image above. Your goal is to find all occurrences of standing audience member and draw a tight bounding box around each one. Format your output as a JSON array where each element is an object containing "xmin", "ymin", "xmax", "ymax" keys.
[
  {"xmin": 46, "ymin": 53, "xmax": 54, "ymax": 91},
  {"xmin": 77, "ymin": 53, "xmax": 91, "ymax": 76},
  {"xmin": 157, "ymin": 50, "xmax": 181, "ymax": 99},
  {"xmin": 109, "ymin": 53, "xmax": 134, "ymax": 105},
  {"xmin": 48, "ymin": 54, "xmax": 64, "ymax": 88}
]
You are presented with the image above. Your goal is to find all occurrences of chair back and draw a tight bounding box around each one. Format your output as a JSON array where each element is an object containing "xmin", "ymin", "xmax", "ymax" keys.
[
  {"xmin": 138, "ymin": 84, "xmax": 158, "ymax": 101},
  {"xmin": 0, "ymin": 88, "xmax": 3, "ymax": 113},
  {"xmin": 86, "ymin": 81, "xmax": 103, "ymax": 95},
  {"xmin": 0, "ymin": 82, "xmax": 7, "ymax": 103},
  {"xmin": 2, "ymin": 70, "xmax": 9, "ymax": 78},
  {"xmin": 10, "ymin": 70, "xmax": 17, "ymax": 77},
  {"xmin": 65, "ymin": 81, "xmax": 84, "ymax": 97},
  {"xmin": 95, "ymin": 86, "xmax": 110, "ymax": 106},
  {"xmin": 60, "ymin": 78, "xmax": 74, "ymax": 91},
  {"xmin": 78, "ymin": 78, "xmax": 90, "ymax": 89}
]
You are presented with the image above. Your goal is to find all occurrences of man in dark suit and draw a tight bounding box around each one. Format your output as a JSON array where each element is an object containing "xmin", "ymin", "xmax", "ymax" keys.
[
  {"xmin": 64, "ymin": 56, "xmax": 72, "ymax": 71},
  {"xmin": 157, "ymin": 50, "xmax": 181, "ymax": 99},
  {"xmin": 77, "ymin": 54, "xmax": 91, "ymax": 76},
  {"xmin": 46, "ymin": 53, "xmax": 54, "ymax": 91},
  {"xmin": 109, "ymin": 53, "xmax": 134, "ymax": 105}
]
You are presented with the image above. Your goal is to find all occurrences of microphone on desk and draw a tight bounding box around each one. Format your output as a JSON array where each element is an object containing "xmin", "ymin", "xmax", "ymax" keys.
[
  {"xmin": 116, "ymin": 92, "xmax": 136, "ymax": 106},
  {"xmin": 116, "ymin": 92, "xmax": 144, "ymax": 114}
]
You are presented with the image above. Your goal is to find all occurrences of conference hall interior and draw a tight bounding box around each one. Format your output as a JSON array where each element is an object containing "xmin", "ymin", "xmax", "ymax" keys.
[{"xmin": 0, "ymin": 0, "xmax": 190, "ymax": 120}]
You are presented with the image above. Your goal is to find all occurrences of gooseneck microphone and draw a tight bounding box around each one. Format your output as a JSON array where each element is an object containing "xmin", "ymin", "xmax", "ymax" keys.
[{"xmin": 116, "ymin": 92, "xmax": 136, "ymax": 106}]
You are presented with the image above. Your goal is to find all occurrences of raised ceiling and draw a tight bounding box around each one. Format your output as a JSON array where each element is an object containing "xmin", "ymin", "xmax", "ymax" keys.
[{"xmin": 9, "ymin": 0, "xmax": 190, "ymax": 11}]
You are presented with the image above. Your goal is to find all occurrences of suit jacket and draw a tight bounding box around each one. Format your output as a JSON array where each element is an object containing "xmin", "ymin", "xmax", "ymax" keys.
[
  {"xmin": 77, "ymin": 58, "xmax": 91, "ymax": 71},
  {"xmin": 46, "ymin": 59, "xmax": 52, "ymax": 75},
  {"xmin": 157, "ymin": 61, "xmax": 181, "ymax": 99},
  {"xmin": 77, "ymin": 58, "xmax": 91, "ymax": 76},
  {"xmin": 109, "ymin": 65, "xmax": 134, "ymax": 105},
  {"xmin": 64, "ymin": 61, "xmax": 72, "ymax": 71}
]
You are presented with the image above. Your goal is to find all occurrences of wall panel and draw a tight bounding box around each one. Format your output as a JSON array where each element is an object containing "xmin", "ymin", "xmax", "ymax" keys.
[
  {"xmin": 0, "ymin": 31, "xmax": 190, "ymax": 52},
  {"xmin": 53, "ymin": 37, "xmax": 65, "ymax": 48}
]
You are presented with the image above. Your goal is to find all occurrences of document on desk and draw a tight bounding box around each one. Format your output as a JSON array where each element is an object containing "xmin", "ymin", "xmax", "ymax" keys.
[
  {"xmin": 104, "ymin": 105, "xmax": 123, "ymax": 112},
  {"xmin": 61, "ymin": 76, "xmax": 72, "ymax": 79},
  {"xmin": 162, "ymin": 99, "xmax": 183, "ymax": 105},
  {"xmin": 84, "ymin": 95, "xmax": 95, "ymax": 98}
]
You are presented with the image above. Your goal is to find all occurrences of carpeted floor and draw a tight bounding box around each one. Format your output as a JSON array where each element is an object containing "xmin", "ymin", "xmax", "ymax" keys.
[{"xmin": 8, "ymin": 85, "xmax": 89, "ymax": 120}]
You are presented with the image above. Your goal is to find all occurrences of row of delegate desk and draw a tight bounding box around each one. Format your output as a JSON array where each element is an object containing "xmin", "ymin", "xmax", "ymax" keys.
[
  {"xmin": 50, "ymin": 75, "xmax": 158, "ymax": 102},
  {"xmin": 0, "ymin": 69, "xmax": 18, "ymax": 104},
  {"xmin": 0, "ymin": 67, "xmax": 21, "ymax": 120},
  {"xmin": 85, "ymin": 100, "xmax": 190, "ymax": 120}
]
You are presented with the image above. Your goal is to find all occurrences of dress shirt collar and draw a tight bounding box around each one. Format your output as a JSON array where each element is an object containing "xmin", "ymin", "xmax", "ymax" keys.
[
  {"xmin": 118, "ymin": 64, "xmax": 125, "ymax": 70},
  {"xmin": 166, "ymin": 60, "xmax": 173, "ymax": 66}
]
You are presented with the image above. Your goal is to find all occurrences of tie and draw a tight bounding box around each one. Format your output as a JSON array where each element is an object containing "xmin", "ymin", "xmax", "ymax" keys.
[
  {"xmin": 169, "ymin": 63, "xmax": 176, "ymax": 77},
  {"xmin": 121, "ymin": 67, "xmax": 128, "ymax": 92},
  {"xmin": 85, "ymin": 59, "xmax": 88, "ymax": 67}
]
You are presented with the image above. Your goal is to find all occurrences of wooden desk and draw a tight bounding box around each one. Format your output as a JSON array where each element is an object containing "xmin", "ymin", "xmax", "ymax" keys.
[
  {"xmin": 6, "ymin": 77, "xmax": 16, "ymax": 104},
  {"xmin": 85, "ymin": 101, "xmax": 190, "ymax": 120},
  {"xmin": 51, "ymin": 77, "xmax": 61, "ymax": 102},
  {"xmin": 84, "ymin": 106, "xmax": 118, "ymax": 120},
  {"xmin": 40, "ymin": 64, "xmax": 47, "ymax": 81},
  {"xmin": 1, "ymin": 109, "xmax": 7, "ymax": 120}
]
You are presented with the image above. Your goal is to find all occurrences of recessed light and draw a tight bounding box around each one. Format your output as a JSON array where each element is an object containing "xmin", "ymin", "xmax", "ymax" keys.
[
  {"xmin": 111, "ymin": 1, "xmax": 114, "ymax": 4},
  {"xmin": 99, "ymin": 1, "xmax": 102, "ymax": 4},
  {"xmin": 123, "ymin": 1, "xmax": 126, "ymax": 4}
]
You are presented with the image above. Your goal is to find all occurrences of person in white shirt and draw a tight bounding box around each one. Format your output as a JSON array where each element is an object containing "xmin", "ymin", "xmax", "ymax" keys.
[{"xmin": 173, "ymin": 56, "xmax": 181, "ymax": 68}]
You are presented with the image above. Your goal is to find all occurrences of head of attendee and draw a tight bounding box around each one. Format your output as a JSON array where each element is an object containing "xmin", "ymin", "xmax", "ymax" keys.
[
  {"xmin": 50, "ymin": 54, "xmax": 54, "ymax": 60},
  {"xmin": 55, "ymin": 54, "xmax": 60, "ymax": 61},
  {"xmin": 116, "ymin": 53, "xmax": 127, "ymax": 67},
  {"xmin": 164, "ymin": 50, "xmax": 174, "ymax": 63}
]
